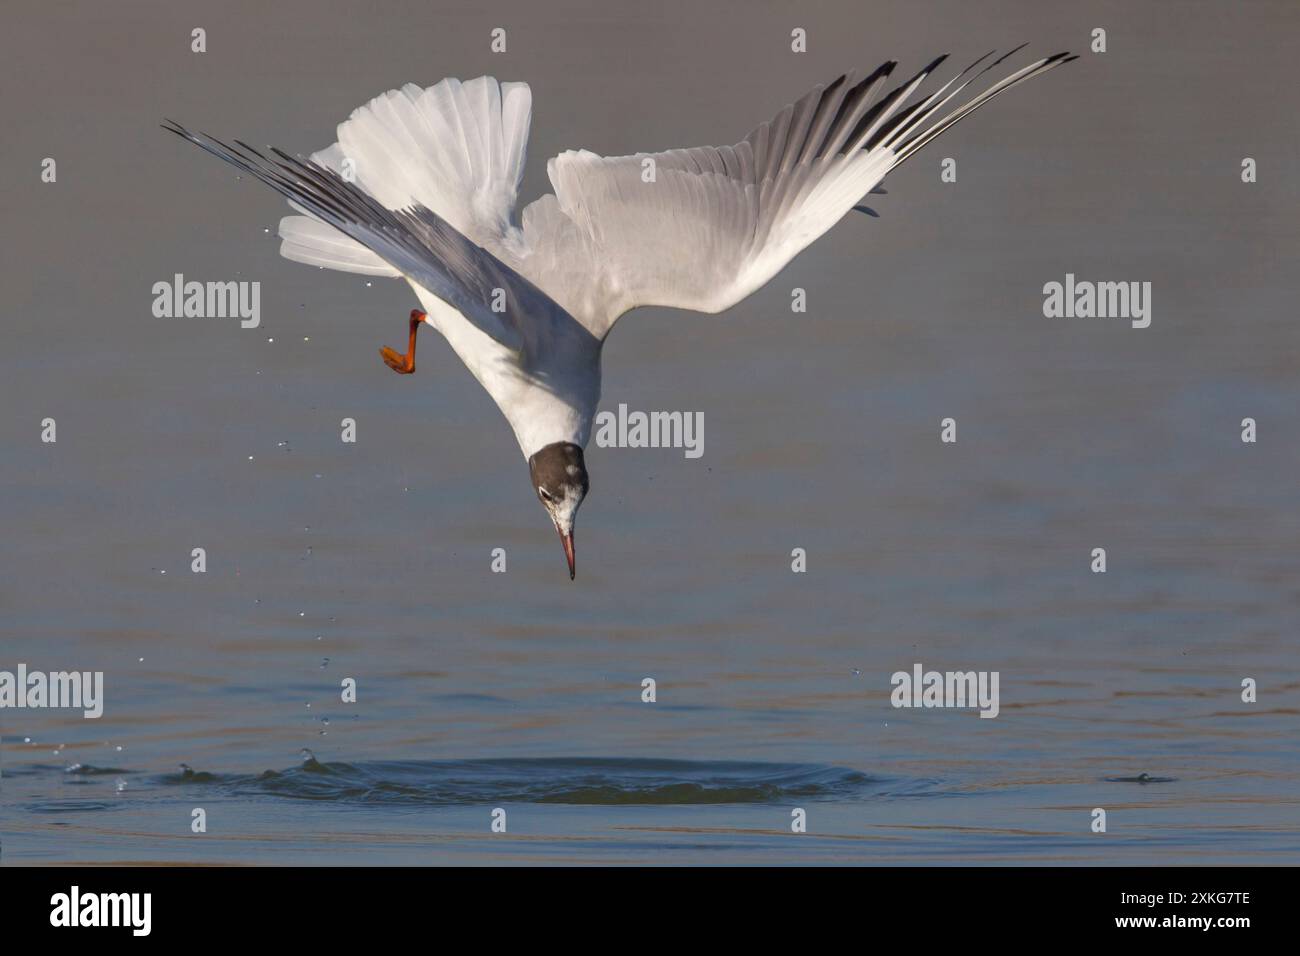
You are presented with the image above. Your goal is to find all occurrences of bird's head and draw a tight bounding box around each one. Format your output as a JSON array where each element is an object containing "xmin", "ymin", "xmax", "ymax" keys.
[{"xmin": 528, "ymin": 442, "xmax": 589, "ymax": 580}]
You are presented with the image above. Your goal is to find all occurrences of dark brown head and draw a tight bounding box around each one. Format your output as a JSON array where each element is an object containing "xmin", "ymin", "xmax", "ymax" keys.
[{"xmin": 527, "ymin": 442, "xmax": 589, "ymax": 580}]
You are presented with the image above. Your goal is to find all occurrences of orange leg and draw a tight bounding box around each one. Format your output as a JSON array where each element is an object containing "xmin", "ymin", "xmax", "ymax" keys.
[{"xmin": 380, "ymin": 310, "xmax": 425, "ymax": 375}]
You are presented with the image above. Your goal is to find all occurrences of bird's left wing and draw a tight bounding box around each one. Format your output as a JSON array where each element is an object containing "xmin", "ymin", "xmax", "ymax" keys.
[
  {"xmin": 512, "ymin": 49, "xmax": 1074, "ymax": 340},
  {"xmin": 163, "ymin": 122, "xmax": 568, "ymax": 357}
]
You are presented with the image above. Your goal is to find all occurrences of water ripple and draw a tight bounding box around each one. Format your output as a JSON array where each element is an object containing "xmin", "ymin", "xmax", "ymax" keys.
[{"xmin": 164, "ymin": 756, "xmax": 893, "ymax": 806}]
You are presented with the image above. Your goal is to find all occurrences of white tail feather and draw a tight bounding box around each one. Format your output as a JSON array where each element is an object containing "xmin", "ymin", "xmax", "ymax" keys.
[
  {"xmin": 278, "ymin": 216, "xmax": 400, "ymax": 276},
  {"xmin": 276, "ymin": 76, "xmax": 532, "ymax": 277}
]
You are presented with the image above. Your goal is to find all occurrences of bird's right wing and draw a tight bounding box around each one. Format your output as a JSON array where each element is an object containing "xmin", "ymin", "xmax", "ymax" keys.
[
  {"xmin": 512, "ymin": 49, "xmax": 1074, "ymax": 340},
  {"xmin": 163, "ymin": 121, "xmax": 568, "ymax": 357}
]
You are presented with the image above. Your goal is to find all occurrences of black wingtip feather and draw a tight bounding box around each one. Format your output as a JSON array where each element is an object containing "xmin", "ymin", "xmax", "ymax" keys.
[{"xmin": 998, "ymin": 43, "xmax": 1030, "ymax": 66}]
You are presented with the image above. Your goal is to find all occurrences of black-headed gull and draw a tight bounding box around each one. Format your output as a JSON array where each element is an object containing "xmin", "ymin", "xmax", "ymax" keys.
[{"xmin": 165, "ymin": 48, "xmax": 1074, "ymax": 579}]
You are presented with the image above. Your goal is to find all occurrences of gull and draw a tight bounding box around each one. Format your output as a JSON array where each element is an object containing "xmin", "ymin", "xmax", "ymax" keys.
[{"xmin": 164, "ymin": 47, "xmax": 1074, "ymax": 579}]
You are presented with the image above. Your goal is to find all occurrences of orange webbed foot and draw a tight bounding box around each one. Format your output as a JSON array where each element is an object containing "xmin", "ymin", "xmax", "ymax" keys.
[
  {"xmin": 379, "ymin": 346, "xmax": 414, "ymax": 374},
  {"xmin": 379, "ymin": 310, "xmax": 425, "ymax": 374}
]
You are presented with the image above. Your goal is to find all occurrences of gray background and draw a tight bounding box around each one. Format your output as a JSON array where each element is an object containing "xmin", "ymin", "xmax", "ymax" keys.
[{"xmin": 1, "ymin": 0, "xmax": 1297, "ymax": 863}]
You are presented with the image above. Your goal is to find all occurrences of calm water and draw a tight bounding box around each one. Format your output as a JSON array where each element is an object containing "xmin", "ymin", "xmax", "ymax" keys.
[{"xmin": 2, "ymin": 0, "xmax": 1299, "ymax": 864}]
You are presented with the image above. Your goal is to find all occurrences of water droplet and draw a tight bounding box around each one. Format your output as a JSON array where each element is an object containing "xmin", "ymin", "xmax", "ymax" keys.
[
  {"xmin": 305, "ymin": 702, "xmax": 312, "ymax": 709},
  {"xmin": 263, "ymin": 227, "xmax": 270, "ymax": 234},
  {"xmin": 365, "ymin": 281, "xmax": 372, "ymax": 287},
  {"xmin": 851, "ymin": 668, "xmax": 861, "ymax": 677},
  {"xmin": 321, "ymin": 717, "xmax": 330, "ymax": 726},
  {"xmin": 138, "ymin": 657, "xmax": 144, "ymax": 663},
  {"xmin": 300, "ymin": 748, "xmax": 315, "ymax": 762},
  {"xmin": 115, "ymin": 745, "xmax": 123, "ymax": 752},
  {"xmin": 320, "ymin": 657, "xmax": 330, "ymax": 669},
  {"xmin": 115, "ymin": 778, "xmax": 127, "ymax": 793},
  {"xmin": 23, "ymin": 737, "xmax": 31, "ymax": 744}
]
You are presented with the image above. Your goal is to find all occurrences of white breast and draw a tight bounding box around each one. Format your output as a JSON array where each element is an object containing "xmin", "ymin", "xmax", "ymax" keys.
[{"xmin": 414, "ymin": 288, "xmax": 602, "ymax": 459}]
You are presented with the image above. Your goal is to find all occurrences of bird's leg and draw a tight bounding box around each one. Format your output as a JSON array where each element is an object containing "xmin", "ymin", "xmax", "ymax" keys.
[{"xmin": 380, "ymin": 310, "xmax": 425, "ymax": 375}]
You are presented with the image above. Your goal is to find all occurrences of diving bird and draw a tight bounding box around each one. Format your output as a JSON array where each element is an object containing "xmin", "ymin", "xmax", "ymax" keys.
[{"xmin": 164, "ymin": 48, "xmax": 1074, "ymax": 579}]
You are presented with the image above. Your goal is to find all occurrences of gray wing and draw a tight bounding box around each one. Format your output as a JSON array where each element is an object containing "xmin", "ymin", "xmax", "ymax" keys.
[
  {"xmin": 162, "ymin": 121, "xmax": 569, "ymax": 357},
  {"xmin": 513, "ymin": 49, "xmax": 1075, "ymax": 341}
]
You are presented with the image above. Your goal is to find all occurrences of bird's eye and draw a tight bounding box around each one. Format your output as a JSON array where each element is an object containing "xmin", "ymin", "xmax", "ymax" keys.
[{"xmin": 538, "ymin": 487, "xmax": 553, "ymax": 502}]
